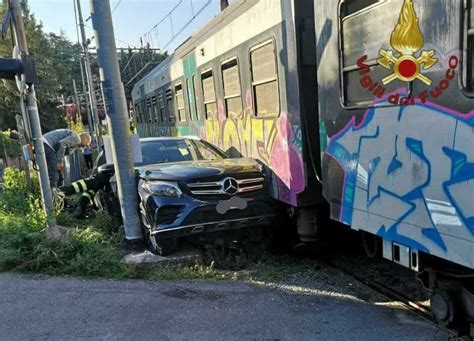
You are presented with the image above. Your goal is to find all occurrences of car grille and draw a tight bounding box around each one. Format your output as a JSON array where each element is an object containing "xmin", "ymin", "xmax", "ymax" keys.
[{"xmin": 186, "ymin": 175, "xmax": 264, "ymax": 196}]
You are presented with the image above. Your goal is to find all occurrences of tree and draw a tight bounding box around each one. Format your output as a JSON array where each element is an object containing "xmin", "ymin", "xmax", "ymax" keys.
[{"xmin": 0, "ymin": 0, "xmax": 83, "ymax": 132}]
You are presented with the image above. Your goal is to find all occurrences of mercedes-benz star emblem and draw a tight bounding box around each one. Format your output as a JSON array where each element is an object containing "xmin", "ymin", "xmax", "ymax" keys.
[{"xmin": 222, "ymin": 177, "xmax": 238, "ymax": 195}]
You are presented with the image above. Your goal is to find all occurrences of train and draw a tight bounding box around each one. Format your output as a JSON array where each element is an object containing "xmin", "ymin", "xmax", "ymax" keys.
[{"xmin": 131, "ymin": 0, "xmax": 474, "ymax": 334}]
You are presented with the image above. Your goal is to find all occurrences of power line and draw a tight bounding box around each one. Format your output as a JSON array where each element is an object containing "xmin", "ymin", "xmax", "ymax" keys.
[
  {"xmin": 161, "ymin": 0, "xmax": 211, "ymax": 51},
  {"xmin": 138, "ymin": 0, "xmax": 212, "ymax": 51},
  {"xmin": 83, "ymin": 23, "xmax": 134, "ymax": 47},
  {"xmin": 111, "ymin": 0, "xmax": 122, "ymax": 14},
  {"xmin": 141, "ymin": 0, "xmax": 183, "ymax": 39}
]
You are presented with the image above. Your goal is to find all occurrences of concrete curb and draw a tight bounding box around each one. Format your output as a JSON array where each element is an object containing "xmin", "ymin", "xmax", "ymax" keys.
[{"xmin": 122, "ymin": 249, "xmax": 203, "ymax": 268}]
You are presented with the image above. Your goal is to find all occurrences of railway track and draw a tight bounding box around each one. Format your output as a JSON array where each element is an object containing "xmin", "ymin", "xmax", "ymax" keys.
[
  {"xmin": 320, "ymin": 258, "xmax": 462, "ymax": 339},
  {"xmin": 322, "ymin": 258, "xmax": 434, "ymax": 320}
]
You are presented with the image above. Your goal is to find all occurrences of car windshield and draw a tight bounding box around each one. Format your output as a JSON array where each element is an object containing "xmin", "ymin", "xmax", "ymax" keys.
[{"xmin": 138, "ymin": 139, "xmax": 227, "ymax": 166}]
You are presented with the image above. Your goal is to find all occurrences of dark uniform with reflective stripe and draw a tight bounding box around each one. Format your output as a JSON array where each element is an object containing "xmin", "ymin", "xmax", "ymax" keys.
[{"xmin": 59, "ymin": 150, "xmax": 110, "ymax": 218}]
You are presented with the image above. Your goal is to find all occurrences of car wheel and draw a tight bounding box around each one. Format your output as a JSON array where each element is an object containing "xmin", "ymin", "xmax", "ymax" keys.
[
  {"xmin": 149, "ymin": 235, "xmax": 178, "ymax": 257},
  {"xmin": 139, "ymin": 209, "xmax": 177, "ymax": 256}
]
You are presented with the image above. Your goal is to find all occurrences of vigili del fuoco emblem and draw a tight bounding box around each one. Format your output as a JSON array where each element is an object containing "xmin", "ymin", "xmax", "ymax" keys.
[{"xmin": 378, "ymin": 0, "xmax": 438, "ymax": 85}]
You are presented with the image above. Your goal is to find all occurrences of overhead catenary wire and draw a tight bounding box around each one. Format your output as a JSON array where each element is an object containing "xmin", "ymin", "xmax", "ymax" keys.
[
  {"xmin": 111, "ymin": 0, "xmax": 122, "ymax": 13},
  {"xmin": 141, "ymin": 0, "xmax": 183, "ymax": 40},
  {"xmin": 160, "ymin": 0, "xmax": 211, "ymax": 51},
  {"xmin": 137, "ymin": 0, "xmax": 212, "ymax": 51}
]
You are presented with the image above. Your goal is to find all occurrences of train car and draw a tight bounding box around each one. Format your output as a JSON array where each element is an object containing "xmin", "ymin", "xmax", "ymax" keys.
[
  {"xmin": 132, "ymin": 0, "xmax": 473, "ymax": 334},
  {"xmin": 131, "ymin": 0, "xmax": 323, "ymax": 241},
  {"xmin": 315, "ymin": 0, "xmax": 473, "ymax": 332}
]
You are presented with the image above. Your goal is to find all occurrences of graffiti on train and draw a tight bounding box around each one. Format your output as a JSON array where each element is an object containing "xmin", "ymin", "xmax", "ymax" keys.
[
  {"xmin": 326, "ymin": 101, "xmax": 474, "ymax": 256},
  {"xmin": 202, "ymin": 91, "xmax": 305, "ymax": 205}
]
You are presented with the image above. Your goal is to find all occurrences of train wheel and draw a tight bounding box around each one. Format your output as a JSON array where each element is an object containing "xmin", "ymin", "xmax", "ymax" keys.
[{"xmin": 430, "ymin": 289, "xmax": 455, "ymax": 327}]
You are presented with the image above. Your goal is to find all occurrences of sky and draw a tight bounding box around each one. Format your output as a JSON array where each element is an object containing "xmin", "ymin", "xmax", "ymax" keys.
[{"xmin": 28, "ymin": 0, "xmax": 229, "ymax": 52}]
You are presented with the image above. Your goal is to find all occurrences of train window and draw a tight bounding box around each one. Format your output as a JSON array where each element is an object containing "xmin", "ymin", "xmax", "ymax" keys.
[
  {"xmin": 158, "ymin": 93, "xmax": 165, "ymax": 122},
  {"xmin": 134, "ymin": 103, "xmax": 141, "ymax": 124},
  {"xmin": 222, "ymin": 58, "xmax": 243, "ymax": 118},
  {"xmin": 464, "ymin": 1, "xmax": 474, "ymax": 92},
  {"xmin": 165, "ymin": 88, "xmax": 175, "ymax": 123},
  {"xmin": 146, "ymin": 97, "xmax": 153, "ymax": 123},
  {"xmin": 151, "ymin": 96, "xmax": 158, "ymax": 122},
  {"xmin": 250, "ymin": 41, "xmax": 280, "ymax": 117},
  {"xmin": 201, "ymin": 70, "xmax": 217, "ymax": 120},
  {"xmin": 194, "ymin": 76, "xmax": 201, "ymax": 120},
  {"xmin": 187, "ymin": 77, "xmax": 199, "ymax": 121},
  {"xmin": 339, "ymin": 0, "xmax": 405, "ymax": 107},
  {"xmin": 175, "ymin": 84, "xmax": 186, "ymax": 122},
  {"xmin": 341, "ymin": 0, "xmax": 379, "ymax": 17}
]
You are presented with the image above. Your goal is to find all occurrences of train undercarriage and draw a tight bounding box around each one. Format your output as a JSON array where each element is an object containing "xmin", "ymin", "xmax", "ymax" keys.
[{"xmin": 419, "ymin": 262, "xmax": 474, "ymax": 337}]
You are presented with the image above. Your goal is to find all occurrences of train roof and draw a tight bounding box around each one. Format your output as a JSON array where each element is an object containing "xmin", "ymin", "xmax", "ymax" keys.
[{"xmin": 132, "ymin": 0, "xmax": 257, "ymax": 100}]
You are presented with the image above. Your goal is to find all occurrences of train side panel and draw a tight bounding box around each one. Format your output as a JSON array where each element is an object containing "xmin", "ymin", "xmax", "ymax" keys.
[
  {"xmin": 316, "ymin": 0, "xmax": 474, "ymax": 270},
  {"xmin": 132, "ymin": 0, "xmax": 322, "ymax": 207}
]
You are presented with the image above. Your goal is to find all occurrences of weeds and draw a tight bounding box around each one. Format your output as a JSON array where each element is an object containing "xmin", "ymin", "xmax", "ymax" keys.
[{"xmin": 0, "ymin": 168, "xmax": 127, "ymax": 278}]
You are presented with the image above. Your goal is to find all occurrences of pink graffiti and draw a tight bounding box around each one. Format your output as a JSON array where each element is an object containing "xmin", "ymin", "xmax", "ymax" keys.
[{"xmin": 269, "ymin": 112, "xmax": 305, "ymax": 203}]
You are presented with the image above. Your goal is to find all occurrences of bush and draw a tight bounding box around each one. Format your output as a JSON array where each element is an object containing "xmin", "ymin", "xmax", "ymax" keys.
[
  {"xmin": 0, "ymin": 167, "xmax": 127, "ymax": 278},
  {"xmin": 0, "ymin": 131, "xmax": 21, "ymax": 158}
]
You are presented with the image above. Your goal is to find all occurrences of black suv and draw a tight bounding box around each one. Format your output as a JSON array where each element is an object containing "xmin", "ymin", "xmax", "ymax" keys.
[{"xmin": 109, "ymin": 137, "xmax": 275, "ymax": 255}]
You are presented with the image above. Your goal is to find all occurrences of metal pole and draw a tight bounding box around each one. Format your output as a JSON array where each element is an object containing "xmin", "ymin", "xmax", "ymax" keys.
[
  {"xmin": 76, "ymin": 0, "xmax": 101, "ymax": 145},
  {"xmin": 89, "ymin": 0, "xmax": 142, "ymax": 240},
  {"xmin": 9, "ymin": 0, "xmax": 56, "ymax": 227},
  {"xmin": 72, "ymin": 79, "xmax": 80, "ymax": 117},
  {"xmin": 15, "ymin": 114, "xmax": 32, "ymax": 190},
  {"xmin": 79, "ymin": 59, "xmax": 94, "ymax": 140},
  {"xmin": 74, "ymin": 0, "xmax": 95, "ymax": 143}
]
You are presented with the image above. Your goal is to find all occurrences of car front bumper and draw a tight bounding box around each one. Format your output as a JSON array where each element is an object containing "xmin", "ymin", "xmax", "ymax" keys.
[{"xmin": 143, "ymin": 194, "xmax": 276, "ymax": 239}]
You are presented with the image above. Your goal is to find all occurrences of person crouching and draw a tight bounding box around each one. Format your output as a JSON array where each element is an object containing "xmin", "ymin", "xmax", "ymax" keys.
[{"xmin": 43, "ymin": 129, "xmax": 91, "ymax": 187}]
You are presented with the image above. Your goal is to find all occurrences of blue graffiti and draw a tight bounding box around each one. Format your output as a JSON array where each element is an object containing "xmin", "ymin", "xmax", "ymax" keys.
[
  {"xmin": 443, "ymin": 147, "xmax": 474, "ymax": 234},
  {"xmin": 326, "ymin": 101, "xmax": 473, "ymax": 266}
]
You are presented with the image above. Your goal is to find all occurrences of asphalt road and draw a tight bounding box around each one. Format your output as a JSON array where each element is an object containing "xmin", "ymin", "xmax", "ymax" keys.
[{"xmin": 0, "ymin": 273, "xmax": 448, "ymax": 341}]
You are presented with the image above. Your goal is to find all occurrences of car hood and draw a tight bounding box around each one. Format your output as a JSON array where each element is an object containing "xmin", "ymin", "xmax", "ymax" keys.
[{"xmin": 137, "ymin": 158, "xmax": 262, "ymax": 181}]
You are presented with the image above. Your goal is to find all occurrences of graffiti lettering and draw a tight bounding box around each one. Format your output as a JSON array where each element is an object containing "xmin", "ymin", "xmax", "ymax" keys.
[
  {"xmin": 326, "ymin": 101, "xmax": 474, "ymax": 268},
  {"xmin": 201, "ymin": 91, "xmax": 305, "ymax": 205}
]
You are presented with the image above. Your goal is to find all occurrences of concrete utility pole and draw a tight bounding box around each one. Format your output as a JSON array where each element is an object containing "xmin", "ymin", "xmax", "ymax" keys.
[
  {"xmin": 9, "ymin": 0, "xmax": 56, "ymax": 227},
  {"xmin": 75, "ymin": 0, "xmax": 101, "ymax": 145},
  {"xmin": 89, "ymin": 0, "xmax": 142, "ymax": 241}
]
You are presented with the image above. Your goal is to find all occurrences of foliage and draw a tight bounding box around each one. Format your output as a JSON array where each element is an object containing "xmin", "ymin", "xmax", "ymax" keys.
[
  {"xmin": 0, "ymin": 1, "xmax": 82, "ymax": 132},
  {"xmin": 68, "ymin": 114, "xmax": 86, "ymax": 134},
  {"xmin": 118, "ymin": 48, "xmax": 168, "ymax": 96},
  {"xmin": 0, "ymin": 1, "xmax": 169, "ymax": 133},
  {"xmin": 0, "ymin": 131, "xmax": 21, "ymax": 157},
  {"xmin": 0, "ymin": 167, "xmax": 125, "ymax": 276}
]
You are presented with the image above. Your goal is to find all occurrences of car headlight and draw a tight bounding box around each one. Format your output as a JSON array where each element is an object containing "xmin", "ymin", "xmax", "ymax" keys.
[{"xmin": 143, "ymin": 181, "xmax": 182, "ymax": 197}]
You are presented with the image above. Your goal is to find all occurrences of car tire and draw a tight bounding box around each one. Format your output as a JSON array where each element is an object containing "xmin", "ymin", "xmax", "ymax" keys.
[
  {"xmin": 140, "ymin": 208, "xmax": 178, "ymax": 256},
  {"xmin": 149, "ymin": 235, "xmax": 178, "ymax": 257}
]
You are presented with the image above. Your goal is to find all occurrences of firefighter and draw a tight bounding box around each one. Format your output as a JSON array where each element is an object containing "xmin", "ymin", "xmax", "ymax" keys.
[
  {"xmin": 43, "ymin": 129, "xmax": 91, "ymax": 187},
  {"xmin": 58, "ymin": 149, "xmax": 111, "ymax": 219}
]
